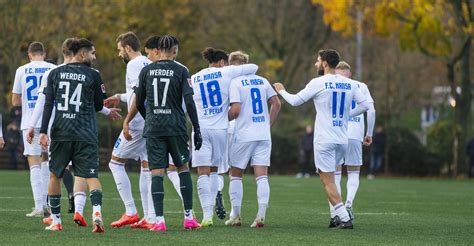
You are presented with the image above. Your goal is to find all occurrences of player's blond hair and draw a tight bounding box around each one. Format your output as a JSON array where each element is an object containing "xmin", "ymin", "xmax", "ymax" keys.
[
  {"xmin": 229, "ymin": 51, "xmax": 249, "ymax": 65},
  {"xmin": 336, "ymin": 61, "xmax": 351, "ymax": 71}
]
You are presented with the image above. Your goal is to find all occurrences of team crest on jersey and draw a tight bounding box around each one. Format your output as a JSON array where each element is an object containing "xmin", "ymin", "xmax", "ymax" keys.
[{"xmin": 101, "ymin": 84, "xmax": 106, "ymax": 93}]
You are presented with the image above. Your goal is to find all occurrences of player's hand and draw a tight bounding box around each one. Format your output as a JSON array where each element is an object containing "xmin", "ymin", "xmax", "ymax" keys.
[
  {"xmin": 108, "ymin": 108, "xmax": 122, "ymax": 121},
  {"xmin": 363, "ymin": 135, "xmax": 373, "ymax": 146},
  {"xmin": 123, "ymin": 123, "xmax": 132, "ymax": 141},
  {"xmin": 0, "ymin": 137, "xmax": 4, "ymax": 150},
  {"xmin": 104, "ymin": 94, "xmax": 121, "ymax": 108},
  {"xmin": 273, "ymin": 82, "xmax": 285, "ymax": 92},
  {"xmin": 39, "ymin": 133, "xmax": 49, "ymax": 148},
  {"xmin": 26, "ymin": 127, "xmax": 35, "ymax": 144},
  {"xmin": 194, "ymin": 130, "xmax": 202, "ymax": 151}
]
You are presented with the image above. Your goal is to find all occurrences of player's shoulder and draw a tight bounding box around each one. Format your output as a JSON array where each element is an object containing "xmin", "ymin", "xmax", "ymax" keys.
[
  {"xmin": 127, "ymin": 56, "xmax": 150, "ymax": 68},
  {"xmin": 172, "ymin": 60, "xmax": 189, "ymax": 73}
]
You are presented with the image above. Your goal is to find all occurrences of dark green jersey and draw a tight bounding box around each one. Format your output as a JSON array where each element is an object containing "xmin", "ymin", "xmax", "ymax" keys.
[
  {"xmin": 136, "ymin": 60, "xmax": 193, "ymax": 137},
  {"xmin": 42, "ymin": 63, "xmax": 105, "ymax": 142}
]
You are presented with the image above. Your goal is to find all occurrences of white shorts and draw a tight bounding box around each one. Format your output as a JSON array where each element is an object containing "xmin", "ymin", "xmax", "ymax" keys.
[
  {"xmin": 338, "ymin": 139, "xmax": 362, "ymax": 166},
  {"xmin": 218, "ymin": 132, "xmax": 233, "ymax": 174},
  {"xmin": 314, "ymin": 143, "xmax": 347, "ymax": 173},
  {"xmin": 22, "ymin": 129, "xmax": 44, "ymax": 156},
  {"xmin": 112, "ymin": 129, "xmax": 147, "ymax": 162},
  {"xmin": 192, "ymin": 129, "xmax": 227, "ymax": 168},
  {"xmin": 229, "ymin": 137, "xmax": 271, "ymax": 170}
]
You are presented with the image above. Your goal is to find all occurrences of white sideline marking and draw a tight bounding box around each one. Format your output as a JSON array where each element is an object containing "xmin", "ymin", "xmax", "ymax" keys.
[
  {"xmin": 318, "ymin": 212, "xmax": 409, "ymax": 216},
  {"xmin": 0, "ymin": 208, "xmax": 196, "ymax": 214},
  {"xmin": 0, "ymin": 196, "xmax": 180, "ymax": 201}
]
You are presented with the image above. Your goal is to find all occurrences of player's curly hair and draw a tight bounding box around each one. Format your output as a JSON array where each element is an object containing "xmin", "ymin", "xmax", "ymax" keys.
[
  {"xmin": 68, "ymin": 38, "xmax": 94, "ymax": 55},
  {"xmin": 158, "ymin": 35, "xmax": 179, "ymax": 52},
  {"xmin": 202, "ymin": 47, "xmax": 228, "ymax": 64}
]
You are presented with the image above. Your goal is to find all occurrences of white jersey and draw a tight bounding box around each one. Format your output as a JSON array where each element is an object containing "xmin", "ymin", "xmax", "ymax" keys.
[
  {"xmin": 347, "ymin": 81, "xmax": 374, "ymax": 141},
  {"xmin": 28, "ymin": 64, "xmax": 64, "ymax": 129},
  {"xmin": 12, "ymin": 61, "xmax": 56, "ymax": 130},
  {"xmin": 229, "ymin": 74, "xmax": 277, "ymax": 142},
  {"xmin": 295, "ymin": 74, "xmax": 366, "ymax": 144},
  {"xmin": 191, "ymin": 65, "xmax": 258, "ymax": 129},
  {"xmin": 125, "ymin": 56, "xmax": 150, "ymax": 130}
]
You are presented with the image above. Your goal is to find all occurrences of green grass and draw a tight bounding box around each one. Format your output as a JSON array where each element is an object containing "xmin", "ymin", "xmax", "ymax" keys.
[{"xmin": 0, "ymin": 170, "xmax": 473, "ymax": 245}]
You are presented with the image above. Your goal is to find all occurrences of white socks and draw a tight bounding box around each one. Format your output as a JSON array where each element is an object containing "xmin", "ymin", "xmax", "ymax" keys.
[
  {"xmin": 40, "ymin": 161, "xmax": 49, "ymax": 208},
  {"xmin": 334, "ymin": 202, "xmax": 350, "ymax": 222},
  {"xmin": 229, "ymin": 176, "xmax": 242, "ymax": 218},
  {"xmin": 209, "ymin": 172, "xmax": 219, "ymax": 208},
  {"xmin": 197, "ymin": 175, "xmax": 212, "ymax": 220},
  {"xmin": 109, "ymin": 160, "xmax": 137, "ymax": 216},
  {"xmin": 146, "ymin": 171, "xmax": 155, "ymax": 223},
  {"xmin": 256, "ymin": 176, "xmax": 270, "ymax": 219},
  {"xmin": 346, "ymin": 171, "xmax": 360, "ymax": 207},
  {"xmin": 139, "ymin": 167, "xmax": 150, "ymax": 219},
  {"xmin": 74, "ymin": 192, "xmax": 86, "ymax": 215},
  {"xmin": 218, "ymin": 174, "xmax": 225, "ymax": 191},
  {"xmin": 328, "ymin": 201, "xmax": 336, "ymax": 218},
  {"xmin": 335, "ymin": 170, "xmax": 342, "ymax": 196},
  {"xmin": 30, "ymin": 165, "xmax": 43, "ymax": 211},
  {"xmin": 167, "ymin": 170, "xmax": 182, "ymax": 199}
]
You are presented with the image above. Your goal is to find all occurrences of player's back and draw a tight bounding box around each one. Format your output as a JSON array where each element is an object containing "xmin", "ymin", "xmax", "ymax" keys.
[
  {"xmin": 347, "ymin": 81, "xmax": 373, "ymax": 141},
  {"xmin": 303, "ymin": 74, "xmax": 363, "ymax": 144},
  {"xmin": 12, "ymin": 61, "xmax": 56, "ymax": 130},
  {"xmin": 140, "ymin": 60, "xmax": 193, "ymax": 137},
  {"xmin": 46, "ymin": 63, "xmax": 105, "ymax": 142},
  {"xmin": 230, "ymin": 74, "xmax": 276, "ymax": 142},
  {"xmin": 191, "ymin": 67, "xmax": 230, "ymax": 129}
]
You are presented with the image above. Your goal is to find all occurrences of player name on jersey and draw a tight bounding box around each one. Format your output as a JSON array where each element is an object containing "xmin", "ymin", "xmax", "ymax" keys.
[
  {"xmin": 60, "ymin": 72, "xmax": 86, "ymax": 82},
  {"xmin": 149, "ymin": 69, "xmax": 174, "ymax": 77}
]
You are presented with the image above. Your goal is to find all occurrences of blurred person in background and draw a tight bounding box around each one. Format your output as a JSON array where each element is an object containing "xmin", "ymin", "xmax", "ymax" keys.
[
  {"xmin": 368, "ymin": 126, "xmax": 385, "ymax": 180},
  {"xmin": 466, "ymin": 137, "xmax": 474, "ymax": 178},
  {"xmin": 296, "ymin": 125, "xmax": 313, "ymax": 178}
]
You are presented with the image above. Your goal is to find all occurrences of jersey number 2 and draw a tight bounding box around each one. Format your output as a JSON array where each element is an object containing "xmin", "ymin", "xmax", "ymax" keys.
[{"xmin": 26, "ymin": 75, "xmax": 43, "ymax": 101}]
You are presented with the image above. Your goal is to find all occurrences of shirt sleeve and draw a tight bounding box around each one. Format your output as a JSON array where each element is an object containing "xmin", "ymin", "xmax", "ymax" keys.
[
  {"xmin": 229, "ymin": 80, "xmax": 241, "ymax": 104},
  {"xmin": 296, "ymin": 79, "xmax": 324, "ymax": 102},
  {"xmin": 224, "ymin": 64, "xmax": 258, "ymax": 78},
  {"xmin": 12, "ymin": 68, "xmax": 22, "ymax": 94},
  {"xmin": 135, "ymin": 69, "xmax": 148, "ymax": 118},
  {"xmin": 93, "ymin": 72, "xmax": 106, "ymax": 112},
  {"xmin": 361, "ymin": 83, "xmax": 374, "ymax": 104},
  {"xmin": 0, "ymin": 113, "xmax": 3, "ymax": 137},
  {"xmin": 352, "ymin": 83, "xmax": 367, "ymax": 104},
  {"xmin": 127, "ymin": 62, "xmax": 141, "ymax": 88},
  {"xmin": 265, "ymin": 79, "xmax": 277, "ymax": 99},
  {"xmin": 182, "ymin": 68, "xmax": 193, "ymax": 96},
  {"xmin": 40, "ymin": 72, "xmax": 55, "ymax": 134}
]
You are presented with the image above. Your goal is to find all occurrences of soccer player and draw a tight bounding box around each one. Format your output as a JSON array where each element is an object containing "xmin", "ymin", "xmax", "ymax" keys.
[
  {"xmin": 334, "ymin": 61, "xmax": 375, "ymax": 220},
  {"xmin": 11, "ymin": 42, "xmax": 56, "ymax": 217},
  {"xmin": 191, "ymin": 47, "xmax": 258, "ymax": 226},
  {"xmin": 102, "ymin": 32, "xmax": 151, "ymax": 228},
  {"xmin": 225, "ymin": 51, "xmax": 281, "ymax": 228},
  {"xmin": 135, "ymin": 35, "xmax": 202, "ymax": 232},
  {"xmin": 39, "ymin": 38, "xmax": 106, "ymax": 232},
  {"xmin": 122, "ymin": 35, "xmax": 185, "ymax": 229},
  {"xmin": 273, "ymin": 49, "xmax": 370, "ymax": 229},
  {"xmin": 26, "ymin": 38, "xmax": 121, "ymax": 225}
]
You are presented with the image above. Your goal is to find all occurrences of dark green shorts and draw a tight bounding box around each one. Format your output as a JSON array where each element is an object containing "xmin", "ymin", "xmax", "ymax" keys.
[
  {"xmin": 146, "ymin": 135, "xmax": 190, "ymax": 170},
  {"xmin": 49, "ymin": 141, "xmax": 99, "ymax": 178}
]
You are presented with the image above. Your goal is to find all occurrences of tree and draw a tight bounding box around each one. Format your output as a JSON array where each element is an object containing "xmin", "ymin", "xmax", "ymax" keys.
[{"xmin": 313, "ymin": 0, "xmax": 473, "ymax": 176}]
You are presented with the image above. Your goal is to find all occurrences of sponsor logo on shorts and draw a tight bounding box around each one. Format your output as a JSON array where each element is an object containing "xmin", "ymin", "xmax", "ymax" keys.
[{"xmin": 90, "ymin": 169, "xmax": 96, "ymax": 174}]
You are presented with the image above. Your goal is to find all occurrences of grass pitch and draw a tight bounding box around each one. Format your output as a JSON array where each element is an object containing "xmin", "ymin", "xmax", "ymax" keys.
[{"xmin": 0, "ymin": 170, "xmax": 472, "ymax": 245}]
